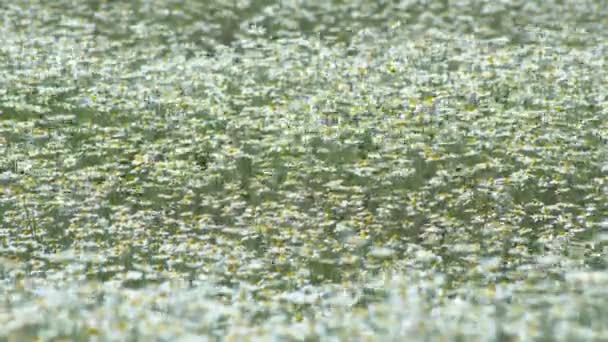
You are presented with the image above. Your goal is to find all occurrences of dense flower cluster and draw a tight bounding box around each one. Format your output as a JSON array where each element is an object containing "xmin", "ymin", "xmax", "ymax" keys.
[{"xmin": 1, "ymin": 0, "xmax": 607, "ymax": 340}]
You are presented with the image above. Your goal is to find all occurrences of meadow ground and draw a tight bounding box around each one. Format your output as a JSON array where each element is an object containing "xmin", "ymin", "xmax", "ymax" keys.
[{"xmin": 1, "ymin": 0, "xmax": 607, "ymax": 340}]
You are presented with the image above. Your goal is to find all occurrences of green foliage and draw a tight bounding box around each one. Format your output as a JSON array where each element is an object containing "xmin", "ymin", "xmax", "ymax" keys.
[{"xmin": 1, "ymin": 0, "xmax": 607, "ymax": 340}]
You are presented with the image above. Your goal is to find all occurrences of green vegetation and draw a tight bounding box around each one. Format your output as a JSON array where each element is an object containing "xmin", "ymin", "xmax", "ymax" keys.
[{"xmin": 1, "ymin": 0, "xmax": 607, "ymax": 340}]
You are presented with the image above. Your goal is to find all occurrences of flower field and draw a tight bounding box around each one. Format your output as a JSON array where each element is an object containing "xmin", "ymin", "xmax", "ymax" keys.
[{"xmin": 1, "ymin": 0, "xmax": 607, "ymax": 340}]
